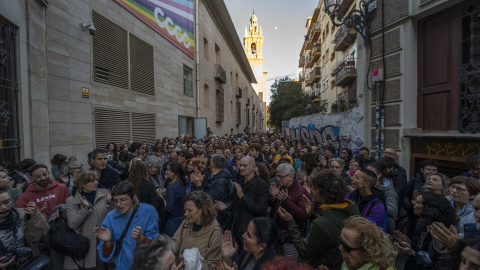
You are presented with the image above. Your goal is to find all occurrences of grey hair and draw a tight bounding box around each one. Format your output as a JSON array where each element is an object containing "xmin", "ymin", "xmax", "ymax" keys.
[
  {"xmin": 211, "ymin": 154, "xmax": 226, "ymax": 170},
  {"xmin": 277, "ymin": 163, "xmax": 295, "ymax": 177},
  {"xmin": 130, "ymin": 235, "xmax": 174, "ymax": 270},
  {"xmin": 329, "ymin": 158, "xmax": 345, "ymax": 169},
  {"xmin": 426, "ymin": 173, "xmax": 451, "ymax": 196},
  {"xmin": 143, "ymin": 155, "xmax": 164, "ymax": 169},
  {"xmin": 66, "ymin": 161, "xmax": 82, "ymax": 171}
]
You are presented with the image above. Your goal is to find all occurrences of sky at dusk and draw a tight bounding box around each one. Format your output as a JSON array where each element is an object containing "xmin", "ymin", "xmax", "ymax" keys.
[{"xmin": 224, "ymin": 0, "xmax": 319, "ymax": 104}]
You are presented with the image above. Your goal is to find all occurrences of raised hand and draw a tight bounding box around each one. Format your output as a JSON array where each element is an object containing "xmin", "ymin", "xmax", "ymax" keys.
[
  {"xmin": 79, "ymin": 195, "xmax": 90, "ymax": 209},
  {"xmin": 302, "ymin": 194, "xmax": 313, "ymax": 216},
  {"xmin": 59, "ymin": 174, "xmax": 69, "ymax": 184},
  {"xmin": 270, "ymin": 182, "xmax": 279, "ymax": 197},
  {"xmin": 0, "ymin": 255, "xmax": 15, "ymax": 268},
  {"xmin": 94, "ymin": 227, "xmax": 112, "ymax": 243},
  {"xmin": 303, "ymin": 181, "xmax": 311, "ymax": 194},
  {"xmin": 214, "ymin": 200, "xmax": 227, "ymax": 211},
  {"xmin": 233, "ymin": 183, "xmax": 243, "ymax": 199},
  {"xmin": 192, "ymin": 170, "xmax": 203, "ymax": 187},
  {"xmin": 276, "ymin": 189, "xmax": 289, "ymax": 203},
  {"xmin": 107, "ymin": 187, "xmax": 113, "ymax": 204},
  {"xmin": 221, "ymin": 230, "xmax": 238, "ymax": 263},
  {"xmin": 132, "ymin": 226, "xmax": 143, "ymax": 244},
  {"xmin": 15, "ymin": 182, "xmax": 25, "ymax": 189},
  {"xmin": 277, "ymin": 206, "xmax": 293, "ymax": 221},
  {"xmin": 429, "ymin": 222, "xmax": 459, "ymax": 250},
  {"xmin": 25, "ymin": 202, "xmax": 37, "ymax": 216},
  {"xmin": 40, "ymin": 202, "xmax": 47, "ymax": 213}
]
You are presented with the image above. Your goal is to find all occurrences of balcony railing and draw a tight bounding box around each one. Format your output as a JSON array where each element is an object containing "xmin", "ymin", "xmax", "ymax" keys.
[
  {"xmin": 299, "ymin": 71, "xmax": 305, "ymax": 82},
  {"xmin": 306, "ymin": 44, "xmax": 321, "ymax": 68},
  {"xmin": 298, "ymin": 56, "xmax": 305, "ymax": 67},
  {"xmin": 215, "ymin": 64, "xmax": 226, "ymax": 83},
  {"xmin": 310, "ymin": 21, "xmax": 322, "ymax": 42},
  {"xmin": 306, "ymin": 67, "xmax": 321, "ymax": 86},
  {"xmin": 333, "ymin": 58, "xmax": 357, "ymax": 87},
  {"xmin": 333, "ymin": 24, "xmax": 356, "ymax": 52}
]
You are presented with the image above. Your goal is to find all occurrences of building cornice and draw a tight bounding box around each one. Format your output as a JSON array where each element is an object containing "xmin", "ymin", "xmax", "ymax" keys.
[{"xmin": 202, "ymin": 0, "xmax": 257, "ymax": 84}]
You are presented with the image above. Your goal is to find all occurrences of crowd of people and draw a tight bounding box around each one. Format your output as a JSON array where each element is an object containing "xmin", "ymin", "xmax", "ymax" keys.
[{"xmin": 1, "ymin": 132, "xmax": 480, "ymax": 270}]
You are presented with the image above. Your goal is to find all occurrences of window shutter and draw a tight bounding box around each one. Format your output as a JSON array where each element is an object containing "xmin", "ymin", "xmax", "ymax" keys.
[
  {"xmin": 92, "ymin": 11, "xmax": 129, "ymax": 89},
  {"xmin": 129, "ymin": 33, "xmax": 154, "ymax": 95},
  {"xmin": 216, "ymin": 88, "xmax": 224, "ymax": 122},
  {"xmin": 94, "ymin": 108, "xmax": 131, "ymax": 148},
  {"xmin": 94, "ymin": 108, "xmax": 156, "ymax": 148},
  {"xmin": 131, "ymin": 112, "xmax": 156, "ymax": 145}
]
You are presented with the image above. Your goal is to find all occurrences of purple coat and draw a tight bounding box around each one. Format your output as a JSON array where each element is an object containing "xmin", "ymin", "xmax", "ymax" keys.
[{"xmin": 345, "ymin": 189, "xmax": 388, "ymax": 232}]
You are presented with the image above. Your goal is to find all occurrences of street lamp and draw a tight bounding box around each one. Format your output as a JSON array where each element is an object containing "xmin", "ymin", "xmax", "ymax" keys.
[{"xmin": 322, "ymin": 0, "xmax": 373, "ymax": 45}]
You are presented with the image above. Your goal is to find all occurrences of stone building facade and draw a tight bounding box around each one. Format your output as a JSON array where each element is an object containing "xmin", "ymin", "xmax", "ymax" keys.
[
  {"xmin": 0, "ymin": 0, "xmax": 263, "ymax": 168},
  {"xmin": 297, "ymin": 0, "xmax": 480, "ymax": 176}
]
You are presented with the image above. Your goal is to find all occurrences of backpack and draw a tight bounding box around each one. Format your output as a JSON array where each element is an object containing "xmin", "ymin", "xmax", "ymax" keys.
[{"xmin": 49, "ymin": 205, "xmax": 89, "ymax": 266}]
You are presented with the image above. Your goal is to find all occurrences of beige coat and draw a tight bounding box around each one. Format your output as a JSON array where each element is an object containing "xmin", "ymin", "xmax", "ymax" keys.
[
  {"xmin": 16, "ymin": 208, "xmax": 50, "ymax": 257},
  {"xmin": 64, "ymin": 189, "xmax": 114, "ymax": 269},
  {"xmin": 172, "ymin": 219, "xmax": 222, "ymax": 270}
]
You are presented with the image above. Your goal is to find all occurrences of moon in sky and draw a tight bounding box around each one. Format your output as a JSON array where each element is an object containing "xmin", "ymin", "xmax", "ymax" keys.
[{"xmin": 275, "ymin": 26, "xmax": 277, "ymax": 30}]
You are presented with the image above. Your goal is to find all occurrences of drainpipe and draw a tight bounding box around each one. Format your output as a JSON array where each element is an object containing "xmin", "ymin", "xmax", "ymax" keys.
[{"xmin": 195, "ymin": 0, "xmax": 200, "ymax": 118}]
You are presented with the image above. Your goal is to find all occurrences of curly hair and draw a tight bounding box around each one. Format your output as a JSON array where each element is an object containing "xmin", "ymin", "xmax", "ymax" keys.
[
  {"xmin": 310, "ymin": 170, "xmax": 347, "ymax": 204},
  {"xmin": 256, "ymin": 162, "xmax": 270, "ymax": 185},
  {"xmin": 465, "ymin": 154, "xmax": 480, "ymax": 170},
  {"xmin": 74, "ymin": 170, "xmax": 100, "ymax": 189},
  {"xmin": 343, "ymin": 216, "xmax": 397, "ymax": 268},
  {"xmin": 130, "ymin": 235, "xmax": 174, "ymax": 270},
  {"xmin": 183, "ymin": 191, "xmax": 217, "ymax": 226},
  {"xmin": 419, "ymin": 192, "xmax": 459, "ymax": 227}
]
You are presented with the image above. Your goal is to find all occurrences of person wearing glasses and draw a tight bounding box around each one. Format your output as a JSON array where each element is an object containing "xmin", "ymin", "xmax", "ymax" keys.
[
  {"xmin": 277, "ymin": 170, "xmax": 359, "ymax": 269},
  {"xmin": 269, "ymin": 163, "xmax": 308, "ymax": 261},
  {"xmin": 336, "ymin": 216, "xmax": 397, "ymax": 270},
  {"xmin": 94, "ymin": 181, "xmax": 159, "ymax": 270},
  {"xmin": 64, "ymin": 170, "xmax": 114, "ymax": 270},
  {"xmin": 59, "ymin": 161, "xmax": 83, "ymax": 195},
  {"xmin": 447, "ymin": 176, "xmax": 480, "ymax": 225}
]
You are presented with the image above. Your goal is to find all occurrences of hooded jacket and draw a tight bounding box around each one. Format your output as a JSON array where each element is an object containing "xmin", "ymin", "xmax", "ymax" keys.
[
  {"xmin": 171, "ymin": 219, "xmax": 222, "ymax": 270},
  {"xmin": 346, "ymin": 188, "xmax": 388, "ymax": 232},
  {"xmin": 15, "ymin": 180, "xmax": 70, "ymax": 218},
  {"xmin": 377, "ymin": 178, "xmax": 398, "ymax": 233},
  {"xmin": 288, "ymin": 200, "xmax": 359, "ymax": 270}
]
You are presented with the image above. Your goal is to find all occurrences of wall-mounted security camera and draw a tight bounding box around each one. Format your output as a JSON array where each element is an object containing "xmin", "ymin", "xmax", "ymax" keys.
[{"xmin": 81, "ymin": 23, "xmax": 96, "ymax": 36}]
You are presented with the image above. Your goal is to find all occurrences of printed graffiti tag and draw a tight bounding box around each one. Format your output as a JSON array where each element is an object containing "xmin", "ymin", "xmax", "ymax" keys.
[{"xmin": 426, "ymin": 143, "xmax": 480, "ymax": 160}]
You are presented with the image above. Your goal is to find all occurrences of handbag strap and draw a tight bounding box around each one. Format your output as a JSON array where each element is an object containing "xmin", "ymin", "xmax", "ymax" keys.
[{"xmin": 119, "ymin": 207, "xmax": 138, "ymax": 242}]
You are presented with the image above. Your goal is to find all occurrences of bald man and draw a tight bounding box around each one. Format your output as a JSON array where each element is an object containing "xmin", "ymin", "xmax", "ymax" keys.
[{"xmin": 230, "ymin": 157, "xmax": 269, "ymax": 253}]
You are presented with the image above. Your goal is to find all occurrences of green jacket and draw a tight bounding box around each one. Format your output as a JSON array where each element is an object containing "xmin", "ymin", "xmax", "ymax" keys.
[
  {"xmin": 341, "ymin": 262, "xmax": 397, "ymax": 270},
  {"xmin": 288, "ymin": 200, "xmax": 359, "ymax": 270}
]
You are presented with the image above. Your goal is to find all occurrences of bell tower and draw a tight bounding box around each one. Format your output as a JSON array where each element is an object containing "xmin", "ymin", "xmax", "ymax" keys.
[{"xmin": 244, "ymin": 11, "xmax": 267, "ymax": 129}]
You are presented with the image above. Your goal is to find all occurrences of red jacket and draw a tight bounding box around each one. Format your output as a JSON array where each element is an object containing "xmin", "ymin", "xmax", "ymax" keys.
[{"xmin": 15, "ymin": 180, "xmax": 70, "ymax": 218}]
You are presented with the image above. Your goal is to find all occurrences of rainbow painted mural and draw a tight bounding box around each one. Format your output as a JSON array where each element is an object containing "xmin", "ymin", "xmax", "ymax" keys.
[{"xmin": 115, "ymin": 0, "xmax": 195, "ymax": 59}]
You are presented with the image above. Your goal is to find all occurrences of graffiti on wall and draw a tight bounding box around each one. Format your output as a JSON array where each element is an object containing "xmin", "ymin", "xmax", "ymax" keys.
[
  {"xmin": 287, "ymin": 124, "xmax": 362, "ymax": 155},
  {"xmin": 426, "ymin": 142, "xmax": 480, "ymax": 161}
]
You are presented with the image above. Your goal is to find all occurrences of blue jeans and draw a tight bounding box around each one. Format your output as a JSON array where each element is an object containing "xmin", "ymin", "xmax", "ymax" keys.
[{"xmin": 165, "ymin": 215, "xmax": 185, "ymax": 237}]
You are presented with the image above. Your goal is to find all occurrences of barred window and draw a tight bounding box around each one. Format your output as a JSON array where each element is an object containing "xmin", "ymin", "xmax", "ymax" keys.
[{"xmin": 0, "ymin": 17, "xmax": 20, "ymax": 170}]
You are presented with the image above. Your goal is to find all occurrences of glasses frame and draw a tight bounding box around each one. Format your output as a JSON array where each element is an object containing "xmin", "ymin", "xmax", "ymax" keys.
[{"xmin": 339, "ymin": 236, "xmax": 361, "ymax": 253}]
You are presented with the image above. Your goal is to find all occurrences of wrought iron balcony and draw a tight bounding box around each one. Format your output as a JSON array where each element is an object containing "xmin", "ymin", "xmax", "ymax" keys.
[
  {"xmin": 333, "ymin": 24, "xmax": 356, "ymax": 51},
  {"xmin": 306, "ymin": 44, "xmax": 321, "ymax": 68},
  {"xmin": 215, "ymin": 64, "xmax": 226, "ymax": 83},
  {"xmin": 333, "ymin": 58, "xmax": 357, "ymax": 87},
  {"xmin": 299, "ymin": 71, "xmax": 305, "ymax": 82},
  {"xmin": 306, "ymin": 67, "xmax": 321, "ymax": 86}
]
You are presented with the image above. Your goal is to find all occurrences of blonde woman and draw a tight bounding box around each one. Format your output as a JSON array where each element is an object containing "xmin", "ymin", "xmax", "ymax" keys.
[{"xmin": 336, "ymin": 216, "xmax": 397, "ymax": 270}]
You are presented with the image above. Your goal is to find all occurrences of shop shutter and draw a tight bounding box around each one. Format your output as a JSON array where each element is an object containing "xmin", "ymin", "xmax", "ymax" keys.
[{"xmin": 131, "ymin": 112, "xmax": 156, "ymax": 145}]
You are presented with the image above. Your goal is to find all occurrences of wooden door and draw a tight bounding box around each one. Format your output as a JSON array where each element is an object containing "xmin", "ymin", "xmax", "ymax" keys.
[{"xmin": 417, "ymin": 8, "xmax": 461, "ymax": 131}]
